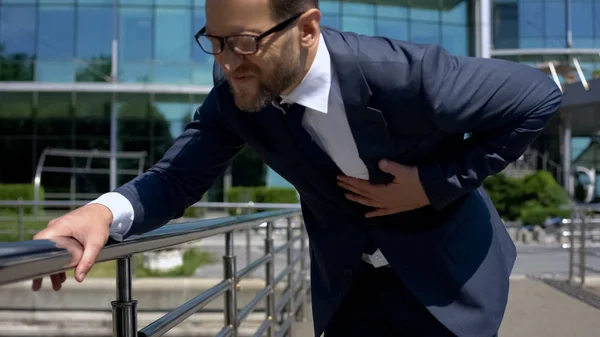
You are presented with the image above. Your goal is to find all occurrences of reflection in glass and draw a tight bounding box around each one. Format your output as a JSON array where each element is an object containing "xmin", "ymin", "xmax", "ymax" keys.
[
  {"xmin": 155, "ymin": 8, "xmax": 191, "ymax": 63},
  {"xmin": 0, "ymin": 6, "xmax": 36, "ymax": 81},
  {"xmin": 0, "ymin": 92, "xmax": 34, "ymax": 183},
  {"xmin": 37, "ymin": 5, "xmax": 76, "ymax": 82},
  {"xmin": 36, "ymin": 93, "xmax": 74, "ymax": 191},
  {"xmin": 76, "ymin": 6, "xmax": 113, "ymax": 82},
  {"xmin": 38, "ymin": 5, "xmax": 75, "ymax": 60},
  {"xmin": 120, "ymin": 8, "xmax": 152, "ymax": 61}
]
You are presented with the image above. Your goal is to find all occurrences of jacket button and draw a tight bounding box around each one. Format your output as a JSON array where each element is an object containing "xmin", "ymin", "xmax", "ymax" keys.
[{"xmin": 343, "ymin": 268, "xmax": 353, "ymax": 277}]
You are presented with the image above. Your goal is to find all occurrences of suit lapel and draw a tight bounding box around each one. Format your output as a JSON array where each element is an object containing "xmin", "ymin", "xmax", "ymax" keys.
[{"xmin": 321, "ymin": 28, "xmax": 395, "ymax": 185}]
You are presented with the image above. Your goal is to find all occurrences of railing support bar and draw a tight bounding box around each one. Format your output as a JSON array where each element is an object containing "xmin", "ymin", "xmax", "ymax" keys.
[
  {"xmin": 297, "ymin": 218, "xmax": 308, "ymax": 322},
  {"xmin": 224, "ymin": 231, "xmax": 238, "ymax": 336},
  {"xmin": 265, "ymin": 221, "xmax": 276, "ymax": 337},
  {"xmin": 580, "ymin": 210, "xmax": 587, "ymax": 286},
  {"xmin": 569, "ymin": 208, "xmax": 576, "ymax": 283},
  {"xmin": 286, "ymin": 217, "xmax": 295, "ymax": 337},
  {"xmin": 112, "ymin": 256, "xmax": 138, "ymax": 337}
]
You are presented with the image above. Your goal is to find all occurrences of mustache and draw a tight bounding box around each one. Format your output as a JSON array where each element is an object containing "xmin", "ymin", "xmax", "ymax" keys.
[{"xmin": 225, "ymin": 65, "xmax": 259, "ymax": 78}]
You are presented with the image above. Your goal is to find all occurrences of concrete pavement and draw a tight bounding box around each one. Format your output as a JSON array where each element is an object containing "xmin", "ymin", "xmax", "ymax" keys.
[{"xmin": 287, "ymin": 278, "xmax": 600, "ymax": 337}]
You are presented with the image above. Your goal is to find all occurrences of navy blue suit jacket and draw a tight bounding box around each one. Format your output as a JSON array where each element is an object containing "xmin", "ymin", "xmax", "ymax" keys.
[{"xmin": 115, "ymin": 27, "xmax": 562, "ymax": 337}]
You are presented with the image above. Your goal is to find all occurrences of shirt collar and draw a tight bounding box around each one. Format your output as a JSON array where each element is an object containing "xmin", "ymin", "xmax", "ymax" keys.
[{"xmin": 280, "ymin": 33, "xmax": 331, "ymax": 114}]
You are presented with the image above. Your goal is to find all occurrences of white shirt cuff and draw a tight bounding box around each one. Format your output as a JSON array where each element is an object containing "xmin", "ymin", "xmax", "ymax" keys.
[{"xmin": 88, "ymin": 192, "xmax": 135, "ymax": 242}]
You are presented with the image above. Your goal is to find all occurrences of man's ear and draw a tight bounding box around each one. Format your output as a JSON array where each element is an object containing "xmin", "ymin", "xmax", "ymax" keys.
[{"xmin": 212, "ymin": 61, "xmax": 225, "ymax": 86}]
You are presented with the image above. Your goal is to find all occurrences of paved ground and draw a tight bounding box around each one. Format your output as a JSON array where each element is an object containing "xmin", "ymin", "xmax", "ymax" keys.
[{"xmin": 287, "ymin": 278, "xmax": 600, "ymax": 337}]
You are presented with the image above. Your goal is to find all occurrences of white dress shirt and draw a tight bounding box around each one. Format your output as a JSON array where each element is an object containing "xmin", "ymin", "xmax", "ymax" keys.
[{"xmin": 90, "ymin": 33, "xmax": 389, "ymax": 267}]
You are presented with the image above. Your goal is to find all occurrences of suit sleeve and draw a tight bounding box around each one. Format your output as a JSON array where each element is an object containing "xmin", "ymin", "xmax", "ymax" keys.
[
  {"xmin": 114, "ymin": 88, "xmax": 245, "ymax": 237},
  {"xmin": 416, "ymin": 44, "xmax": 563, "ymax": 210}
]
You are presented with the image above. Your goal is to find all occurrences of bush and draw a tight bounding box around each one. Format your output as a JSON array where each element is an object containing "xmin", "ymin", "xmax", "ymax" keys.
[
  {"xmin": 227, "ymin": 186, "xmax": 299, "ymax": 215},
  {"xmin": 483, "ymin": 170, "xmax": 570, "ymax": 226},
  {"xmin": 0, "ymin": 183, "xmax": 44, "ymax": 215}
]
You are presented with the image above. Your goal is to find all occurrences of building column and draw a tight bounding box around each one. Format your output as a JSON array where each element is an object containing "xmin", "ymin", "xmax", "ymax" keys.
[
  {"xmin": 562, "ymin": 111, "xmax": 572, "ymax": 191},
  {"xmin": 479, "ymin": 0, "xmax": 492, "ymax": 58}
]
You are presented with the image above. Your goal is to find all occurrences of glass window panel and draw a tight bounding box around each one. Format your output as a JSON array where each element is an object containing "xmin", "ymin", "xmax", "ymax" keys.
[
  {"xmin": 3, "ymin": 0, "xmax": 37, "ymax": 3},
  {"xmin": 0, "ymin": 6, "xmax": 36, "ymax": 81},
  {"xmin": 119, "ymin": 62, "xmax": 153, "ymax": 83},
  {"xmin": 120, "ymin": 0, "xmax": 153, "ymax": 5},
  {"xmin": 77, "ymin": 0, "xmax": 113, "ymax": 4},
  {"xmin": 441, "ymin": 0, "xmax": 466, "ymax": 24},
  {"xmin": 376, "ymin": 1, "xmax": 408, "ymax": 19},
  {"xmin": 410, "ymin": 7, "xmax": 439, "ymax": 23},
  {"xmin": 155, "ymin": 8, "xmax": 192, "ymax": 63},
  {"xmin": 0, "ymin": 92, "xmax": 34, "ymax": 184},
  {"xmin": 119, "ymin": 7, "xmax": 153, "ymax": 62},
  {"xmin": 442, "ymin": 24, "xmax": 468, "ymax": 56},
  {"xmin": 518, "ymin": 1, "xmax": 543, "ymax": 37},
  {"xmin": 115, "ymin": 94, "xmax": 153, "ymax": 182},
  {"xmin": 572, "ymin": 1, "xmax": 594, "ymax": 37},
  {"xmin": 154, "ymin": 94, "xmax": 194, "ymax": 140},
  {"xmin": 519, "ymin": 37, "xmax": 545, "ymax": 48},
  {"xmin": 76, "ymin": 6, "xmax": 113, "ymax": 59},
  {"xmin": 375, "ymin": 19, "xmax": 408, "ymax": 41},
  {"xmin": 343, "ymin": 2, "xmax": 374, "ymax": 16},
  {"xmin": 493, "ymin": 2, "xmax": 519, "ymax": 49},
  {"xmin": 342, "ymin": 16, "xmax": 375, "ymax": 35},
  {"xmin": 545, "ymin": 37, "xmax": 567, "ymax": 48},
  {"xmin": 156, "ymin": 0, "xmax": 192, "ymax": 5},
  {"xmin": 36, "ymin": 61, "xmax": 76, "ymax": 82},
  {"xmin": 154, "ymin": 64, "xmax": 192, "ymax": 84},
  {"xmin": 74, "ymin": 92, "xmax": 111, "ymax": 153},
  {"xmin": 40, "ymin": 0, "xmax": 74, "ymax": 3},
  {"xmin": 192, "ymin": 64, "xmax": 213, "ymax": 86},
  {"xmin": 0, "ymin": 6, "xmax": 37, "ymax": 56},
  {"xmin": 76, "ymin": 57, "xmax": 112, "ymax": 82},
  {"xmin": 595, "ymin": 3, "xmax": 600, "ymax": 36},
  {"xmin": 321, "ymin": 13, "xmax": 341, "ymax": 29},
  {"xmin": 544, "ymin": 2, "xmax": 566, "ymax": 38},
  {"xmin": 320, "ymin": 1, "xmax": 340, "ymax": 13},
  {"xmin": 36, "ymin": 93, "xmax": 74, "ymax": 183},
  {"xmin": 410, "ymin": 22, "xmax": 441, "ymax": 45},
  {"xmin": 37, "ymin": 5, "xmax": 75, "ymax": 61},
  {"xmin": 572, "ymin": 37, "xmax": 595, "ymax": 48}
]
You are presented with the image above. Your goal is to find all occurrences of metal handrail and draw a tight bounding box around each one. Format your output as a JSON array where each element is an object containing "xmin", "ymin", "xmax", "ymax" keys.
[
  {"xmin": 0, "ymin": 209, "xmax": 310, "ymax": 337},
  {"xmin": 564, "ymin": 205, "xmax": 600, "ymax": 285}
]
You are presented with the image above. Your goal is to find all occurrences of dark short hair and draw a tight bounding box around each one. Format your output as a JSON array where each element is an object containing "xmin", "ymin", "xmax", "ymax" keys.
[{"xmin": 269, "ymin": 0, "xmax": 319, "ymax": 21}]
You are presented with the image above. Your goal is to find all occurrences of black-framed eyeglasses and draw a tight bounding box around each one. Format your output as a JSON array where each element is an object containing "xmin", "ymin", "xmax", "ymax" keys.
[{"xmin": 194, "ymin": 12, "xmax": 304, "ymax": 55}]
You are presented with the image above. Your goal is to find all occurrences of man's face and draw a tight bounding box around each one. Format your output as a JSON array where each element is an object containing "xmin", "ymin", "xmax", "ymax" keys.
[{"xmin": 205, "ymin": 0, "xmax": 305, "ymax": 112}]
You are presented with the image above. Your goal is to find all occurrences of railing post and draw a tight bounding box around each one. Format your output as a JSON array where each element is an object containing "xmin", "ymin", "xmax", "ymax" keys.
[
  {"xmin": 568, "ymin": 209, "xmax": 575, "ymax": 284},
  {"xmin": 112, "ymin": 256, "xmax": 138, "ymax": 337},
  {"xmin": 580, "ymin": 209, "xmax": 587, "ymax": 286},
  {"xmin": 17, "ymin": 197, "xmax": 24, "ymax": 241},
  {"xmin": 286, "ymin": 217, "xmax": 294, "ymax": 337},
  {"xmin": 224, "ymin": 231, "xmax": 238, "ymax": 336},
  {"xmin": 297, "ymin": 219, "xmax": 308, "ymax": 322},
  {"xmin": 265, "ymin": 220, "xmax": 276, "ymax": 337}
]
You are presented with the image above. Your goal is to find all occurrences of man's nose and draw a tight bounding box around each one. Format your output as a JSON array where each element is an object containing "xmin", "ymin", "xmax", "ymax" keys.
[{"xmin": 216, "ymin": 49, "xmax": 243, "ymax": 73}]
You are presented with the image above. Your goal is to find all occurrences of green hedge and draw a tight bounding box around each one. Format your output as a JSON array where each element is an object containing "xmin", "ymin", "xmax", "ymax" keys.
[
  {"xmin": 226, "ymin": 186, "xmax": 299, "ymax": 215},
  {"xmin": 483, "ymin": 170, "xmax": 570, "ymax": 226},
  {"xmin": 0, "ymin": 184, "xmax": 44, "ymax": 215}
]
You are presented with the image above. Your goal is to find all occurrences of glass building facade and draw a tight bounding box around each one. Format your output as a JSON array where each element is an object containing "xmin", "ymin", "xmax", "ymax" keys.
[
  {"xmin": 491, "ymin": 0, "xmax": 600, "ymax": 190},
  {"xmin": 0, "ymin": 0, "xmax": 478, "ymax": 198}
]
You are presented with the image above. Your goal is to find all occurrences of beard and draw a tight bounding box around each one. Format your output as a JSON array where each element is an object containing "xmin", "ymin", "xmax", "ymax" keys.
[{"xmin": 227, "ymin": 40, "xmax": 303, "ymax": 113}]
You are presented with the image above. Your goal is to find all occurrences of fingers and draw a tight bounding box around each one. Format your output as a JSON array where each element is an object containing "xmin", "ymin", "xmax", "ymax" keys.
[
  {"xmin": 344, "ymin": 193, "xmax": 385, "ymax": 208},
  {"xmin": 32, "ymin": 278, "xmax": 42, "ymax": 291},
  {"xmin": 50, "ymin": 274, "xmax": 64, "ymax": 291},
  {"xmin": 336, "ymin": 176, "xmax": 382, "ymax": 198},
  {"xmin": 75, "ymin": 241, "xmax": 103, "ymax": 282}
]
